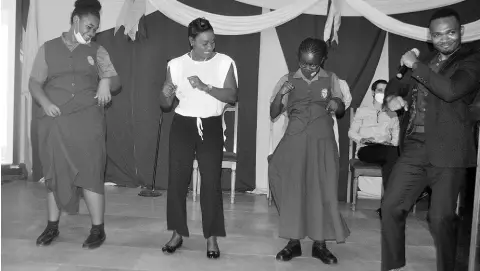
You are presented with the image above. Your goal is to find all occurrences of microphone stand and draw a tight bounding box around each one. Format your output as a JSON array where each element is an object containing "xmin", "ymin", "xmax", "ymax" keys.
[{"xmin": 138, "ymin": 115, "xmax": 162, "ymax": 197}]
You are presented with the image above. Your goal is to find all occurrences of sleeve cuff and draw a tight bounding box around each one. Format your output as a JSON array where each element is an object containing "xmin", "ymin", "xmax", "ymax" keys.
[{"xmin": 411, "ymin": 62, "xmax": 430, "ymax": 85}]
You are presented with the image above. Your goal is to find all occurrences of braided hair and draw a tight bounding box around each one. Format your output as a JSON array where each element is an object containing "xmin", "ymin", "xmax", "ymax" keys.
[
  {"xmin": 70, "ymin": 0, "xmax": 102, "ymax": 24},
  {"xmin": 188, "ymin": 18, "xmax": 214, "ymax": 39},
  {"xmin": 297, "ymin": 38, "xmax": 328, "ymax": 63}
]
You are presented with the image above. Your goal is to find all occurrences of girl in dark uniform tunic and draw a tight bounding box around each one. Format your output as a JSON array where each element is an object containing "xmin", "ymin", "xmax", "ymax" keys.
[
  {"xmin": 29, "ymin": 0, "xmax": 120, "ymax": 249},
  {"xmin": 269, "ymin": 38, "xmax": 350, "ymax": 264}
]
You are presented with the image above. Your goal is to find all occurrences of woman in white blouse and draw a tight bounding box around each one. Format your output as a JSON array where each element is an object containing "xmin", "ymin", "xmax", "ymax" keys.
[{"xmin": 160, "ymin": 18, "xmax": 238, "ymax": 259}]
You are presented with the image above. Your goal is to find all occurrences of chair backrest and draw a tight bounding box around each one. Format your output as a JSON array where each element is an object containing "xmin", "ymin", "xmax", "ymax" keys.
[
  {"xmin": 222, "ymin": 103, "xmax": 238, "ymax": 153},
  {"xmin": 348, "ymin": 107, "xmax": 356, "ymax": 160}
]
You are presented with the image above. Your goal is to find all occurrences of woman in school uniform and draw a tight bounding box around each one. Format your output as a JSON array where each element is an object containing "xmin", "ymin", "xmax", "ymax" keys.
[
  {"xmin": 29, "ymin": 0, "xmax": 120, "ymax": 249},
  {"xmin": 269, "ymin": 38, "xmax": 350, "ymax": 265}
]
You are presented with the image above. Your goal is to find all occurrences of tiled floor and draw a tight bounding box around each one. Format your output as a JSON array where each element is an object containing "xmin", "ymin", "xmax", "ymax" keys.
[{"xmin": 1, "ymin": 181, "xmax": 436, "ymax": 271}]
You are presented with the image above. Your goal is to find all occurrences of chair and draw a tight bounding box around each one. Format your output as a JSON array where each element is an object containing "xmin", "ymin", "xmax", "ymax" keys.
[
  {"xmin": 346, "ymin": 107, "xmax": 384, "ymax": 211},
  {"xmin": 347, "ymin": 107, "xmax": 450, "ymax": 214},
  {"xmin": 192, "ymin": 103, "xmax": 239, "ymax": 204}
]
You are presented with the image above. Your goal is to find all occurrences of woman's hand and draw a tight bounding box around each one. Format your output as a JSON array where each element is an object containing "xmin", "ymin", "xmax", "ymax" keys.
[
  {"xmin": 95, "ymin": 80, "xmax": 112, "ymax": 106},
  {"xmin": 187, "ymin": 76, "xmax": 208, "ymax": 91},
  {"xmin": 162, "ymin": 82, "xmax": 177, "ymax": 98},
  {"xmin": 279, "ymin": 81, "xmax": 294, "ymax": 96},
  {"xmin": 360, "ymin": 137, "xmax": 375, "ymax": 144},
  {"xmin": 42, "ymin": 102, "xmax": 61, "ymax": 117},
  {"xmin": 326, "ymin": 99, "xmax": 339, "ymax": 113}
]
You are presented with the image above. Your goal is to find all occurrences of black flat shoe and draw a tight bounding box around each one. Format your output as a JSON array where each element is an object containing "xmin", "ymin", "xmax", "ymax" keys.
[
  {"xmin": 312, "ymin": 241, "xmax": 338, "ymax": 265},
  {"xmin": 36, "ymin": 227, "xmax": 59, "ymax": 246},
  {"xmin": 207, "ymin": 250, "xmax": 220, "ymax": 259},
  {"xmin": 82, "ymin": 228, "xmax": 106, "ymax": 249},
  {"xmin": 162, "ymin": 239, "xmax": 183, "ymax": 254},
  {"xmin": 276, "ymin": 240, "xmax": 302, "ymax": 261}
]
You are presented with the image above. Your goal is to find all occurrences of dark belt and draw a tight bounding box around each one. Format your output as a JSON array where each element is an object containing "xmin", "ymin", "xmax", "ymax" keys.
[{"xmin": 412, "ymin": 125, "xmax": 425, "ymax": 133}]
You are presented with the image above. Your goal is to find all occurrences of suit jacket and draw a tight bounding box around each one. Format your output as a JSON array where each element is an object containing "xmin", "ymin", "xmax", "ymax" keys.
[{"xmin": 385, "ymin": 45, "xmax": 480, "ymax": 168}]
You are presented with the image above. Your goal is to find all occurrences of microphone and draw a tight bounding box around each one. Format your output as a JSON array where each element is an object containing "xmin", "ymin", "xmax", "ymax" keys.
[{"xmin": 396, "ymin": 48, "xmax": 420, "ymax": 79}]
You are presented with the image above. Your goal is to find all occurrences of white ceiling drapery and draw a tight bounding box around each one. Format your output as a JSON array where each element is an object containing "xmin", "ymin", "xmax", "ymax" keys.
[
  {"xmin": 147, "ymin": 0, "xmax": 322, "ymax": 35},
  {"xmin": 144, "ymin": 0, "xmax": 480, "ymax": 41},
  {"xmin": 234, "ymin": 0, "xmax": 464, "ymax": 17},
  {"xmin": 346, "ymin": 0, "xmax": 480, "ymax": 42}
]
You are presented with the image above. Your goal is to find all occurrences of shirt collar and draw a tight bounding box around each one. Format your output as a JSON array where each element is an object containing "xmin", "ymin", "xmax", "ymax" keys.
[
  {"xmin": 373, "ymin": 101, "xmax": 385, "ymax": 112},
  {"xmin": 62, "ymin": 32, "xmax": 91, "ymax": 48},
  {"xmin": 292, "ymin": 68, "xmax": 329, "ymax": 82}
]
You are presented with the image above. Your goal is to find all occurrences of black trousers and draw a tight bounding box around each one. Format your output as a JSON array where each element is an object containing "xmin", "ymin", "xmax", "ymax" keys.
[
  {"xmin": 166, "ymin": 114, "xmax": 226, "ymax": 239},
  {"xmin": 357, "ymin": 144, "xmax": 399, "ymax": 192},
  {"xmin": 381, "ymin": 133, "xmax": 465, "ymax": 271}
]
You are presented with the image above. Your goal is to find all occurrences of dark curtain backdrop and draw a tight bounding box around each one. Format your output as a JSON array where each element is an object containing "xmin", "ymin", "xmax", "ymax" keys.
[
  {"xmin": 276, "ymin": 16, "xmax": 385, "ymax": 201},
  {"xmin": 28, "ymin": 0, "xmax": 479, "ymax": 200},
  {"xmin": 94, "ymin": 0, "xmax": 261, "ymax": 190}
]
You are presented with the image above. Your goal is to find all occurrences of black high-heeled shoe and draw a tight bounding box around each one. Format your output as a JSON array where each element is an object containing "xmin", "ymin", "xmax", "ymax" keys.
[
  {"xmin": 207, "ymin": 250, "xmax": 220, "ymax": 259},
  {"xmin": 206, "ymin": 238, "xmax": 220, "ymax": 259},
  {"xmin": 162, "ymin": 239, "xmax": 183, "ymax": 254}
]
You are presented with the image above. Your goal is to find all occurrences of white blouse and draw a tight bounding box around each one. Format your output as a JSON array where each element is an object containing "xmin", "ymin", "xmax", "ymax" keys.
[{"xmin": 168, "ymin": 52, "xmax": 238, "ymax": 118}]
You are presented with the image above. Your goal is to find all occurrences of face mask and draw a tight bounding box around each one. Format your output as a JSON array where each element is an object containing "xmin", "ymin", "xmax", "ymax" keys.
[
  {"xmin": 374, "ymin": 93, "xmax": 385, "ymax": 104},
  {"xmin": 74, "ymin": 20, "xmax": 90, "ymax": 44}
]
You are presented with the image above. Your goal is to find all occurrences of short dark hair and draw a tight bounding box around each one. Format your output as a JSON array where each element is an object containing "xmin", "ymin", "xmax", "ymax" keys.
[
  {"xmin": 70, "ymin": 0, "xmax": 102, "ymax": 24},
  {"xmin": 371, "ymin": 79, "xmax": 387, "ymax": 91},
  {"xmin": 188, "ymin": 18, "xmax": 214, "ymax": 39},
  {"xmin": 298, "ymin": 38, "xmax": 328, "ymax": 61},
  {"xmin": 429, "ymin": 8, "xmax": 461, "ymax": 27}
]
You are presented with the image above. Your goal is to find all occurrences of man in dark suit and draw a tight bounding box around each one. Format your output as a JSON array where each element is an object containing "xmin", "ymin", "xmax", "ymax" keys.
[{"xmin": 380, "ymin": 8, "xmax": 480, "ymax": 271}]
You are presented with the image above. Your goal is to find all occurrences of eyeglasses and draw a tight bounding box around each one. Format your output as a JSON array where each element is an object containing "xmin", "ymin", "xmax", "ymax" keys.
[{"xmin": 299, "ymin": 62, "xmax": 320, "ymax": 70}]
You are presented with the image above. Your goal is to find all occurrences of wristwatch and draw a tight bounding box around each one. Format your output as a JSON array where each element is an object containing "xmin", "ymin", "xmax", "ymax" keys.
[{"xmin": 206, "ymin": 84, "xmax": 213, "ymax": 92}]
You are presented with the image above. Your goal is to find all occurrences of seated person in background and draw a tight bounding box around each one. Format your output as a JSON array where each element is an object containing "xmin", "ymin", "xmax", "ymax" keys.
[{"xmin": 348, "ymin": 79, "xmax": 399, "ymax": 217}]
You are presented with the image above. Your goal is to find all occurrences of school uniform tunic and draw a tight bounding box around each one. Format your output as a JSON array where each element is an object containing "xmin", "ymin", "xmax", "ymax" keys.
[
  {"xmin": 30, "ymin": 34, "xmax": 117, "ymax": 212},
  {"xmin": 269, "ymin": 69, "xmax": 350, "ymax": 242}
]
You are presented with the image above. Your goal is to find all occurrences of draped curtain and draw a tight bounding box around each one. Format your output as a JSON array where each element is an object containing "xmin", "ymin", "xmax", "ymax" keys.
[
  {"xmin": 18, "ymin": 0, "xmax": 480, "ymax": 198},
  {"xmin": 96, "ymin": 0, "xmax": 261, "ymax": 190},
  {"xmin": 144, "ymin": 0, "xmax": 480, "ymax": 41},
  {"xmin": 235, "ymin": 0, "xmax": 464, "ymax": 16}
]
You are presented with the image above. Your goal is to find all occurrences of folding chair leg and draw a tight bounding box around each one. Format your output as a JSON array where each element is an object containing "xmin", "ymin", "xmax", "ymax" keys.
[
  {"xmin": 352, "ymin": 177, "xmax": 359, "ymax": 211},
  {"xmin": 230, "ymin": 168, "xmax": 236, "ymax": 204},
  {"xmin": 267, "ymin": 186, "xmax": 272, "ymax": 206},
  {"xmin": 347, "ymin": 168, "xmax": 353, "ymax": 203}
]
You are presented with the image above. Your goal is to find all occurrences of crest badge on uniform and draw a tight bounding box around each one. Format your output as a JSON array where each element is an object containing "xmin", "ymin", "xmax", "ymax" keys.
[
  {"xmin": 321, "ymin": 88, "xmax": 328, "ymax": 99},
  {"xmin": 87, "ymin": 56, "xmax": 95, "ymax": 66}
]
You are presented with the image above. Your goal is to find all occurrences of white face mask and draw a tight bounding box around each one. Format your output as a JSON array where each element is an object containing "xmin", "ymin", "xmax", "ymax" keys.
[
  {"xmin": 74, "ymin": 20, "xmax": 90, "ymax": 44},
  {"xmin": 374, "ymin": 93, "xmax": 385, "ymax": 104}
]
